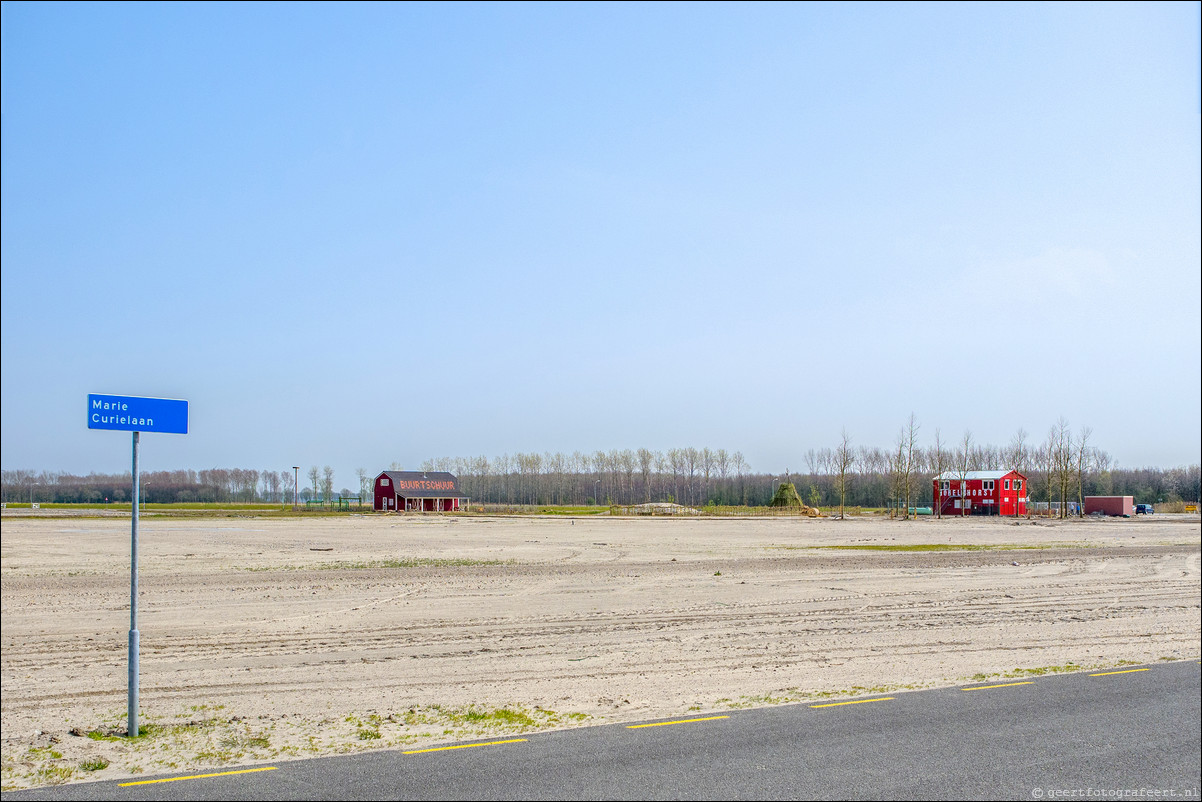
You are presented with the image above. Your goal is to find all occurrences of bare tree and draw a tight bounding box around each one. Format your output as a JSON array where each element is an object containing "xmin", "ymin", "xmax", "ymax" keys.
[
  {"xmin": 733, "ymin": 451, "xmax": 748, "ymax": 505},
  {"xmin": 308, "ymin": 466, "xmax": 320, "ymax": 503},
  {"xmin": 1052, "ymin": 418, "xmax": 1074, "ymax": 518},
  {"xmin": 637, "ymin": 448, "xmax": 654, "ymax": 503},
  {"xmin": 886, "ymin": 437, "xmax": 905, "ymax": 519},
  {"xmin": 833, "ymin": 428, "xmax": 856, "ymax": 519},
  {"xmin": 902, "ymin": 414, "xmax": 920, "ymax": 518},
  {"xmin": 322, "ymin": 465, "xmax": 335, "ymax": 503},
  {"xmin": 953, "ymin": 431, "xmax": 973, "ymax": 516},
  {"xmin": 1092, "ymin": 449, "xmax": 1114, "ymax": 494},
  {"xmin": 1074, "ymin": 426, "xmax": 1092, "ymax": 517},
  {"xmin": 1006, "ymin": 428, "xmax": 1029, "ymax": 473},
  {"xmin": 715, "ymin": 448, "xmax": 731, "ymax": 502},
  {"xmin": 1036, "ymin": 419, "xmax": 1072, "ymax": 518},
  {"xmin": 930, "ymin": 429, "xmax": 949, "ymax": 518},
  {"xmin": 282, "ymin": 467, "xmax": 298, "ymax": 506}
]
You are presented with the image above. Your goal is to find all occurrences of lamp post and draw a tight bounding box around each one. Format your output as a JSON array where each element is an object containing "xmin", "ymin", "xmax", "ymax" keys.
[
  {"xmin": 292, "ymin": 467, "xmax": 299, "ymax": 511},
  {"xmin": 595, "ymin": 479, "xmax": 601, "ymax": 506}
]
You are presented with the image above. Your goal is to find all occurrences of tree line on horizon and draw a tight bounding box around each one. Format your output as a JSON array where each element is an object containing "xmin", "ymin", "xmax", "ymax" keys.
[
  {"xmin": 415, "ymin": 420, "xmax": 1199, "ymax": 515},
  {"xmin": 3, "ymin": 419, "xmax": 1199, "ymax": 511}
]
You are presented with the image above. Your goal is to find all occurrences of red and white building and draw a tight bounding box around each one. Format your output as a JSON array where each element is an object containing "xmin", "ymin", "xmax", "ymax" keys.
[
  {"xmin": 374, "ymin": 471, "xmax": 467, "ymax": 512},
  {"xmin": 933, "ymin": 470, "xmax": 1028, "ymax": 517}
]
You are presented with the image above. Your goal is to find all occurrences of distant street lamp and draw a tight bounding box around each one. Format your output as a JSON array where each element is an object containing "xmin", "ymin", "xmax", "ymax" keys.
[
  {"xmin": 292, "ymin": 467, "xmax": 300, "ymax": 511},
  {"xmin": 595, "ymin": 479, "xmax": 601, "ymax": 506}
]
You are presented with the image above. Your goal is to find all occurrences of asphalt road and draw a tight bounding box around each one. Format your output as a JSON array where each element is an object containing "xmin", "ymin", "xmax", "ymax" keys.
[{"xmin": 4, "ymin": 660, "xmax": 1198, "ymax": 801}]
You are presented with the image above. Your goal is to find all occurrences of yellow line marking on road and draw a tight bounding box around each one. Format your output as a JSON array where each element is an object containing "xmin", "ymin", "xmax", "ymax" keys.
[
  {"xmin": 118, "ymin": 767, "xmax": 277, "ymax": 786},
  {"xmin": 961, "ymin": 681, "xmax": 1035, "ymax": 691},
  {"xmin": 627, "ymin": 716, "xmax": 730, "ymax": 728},
  {"xmin": 1090, "ymin": 668, "xmax": 1150, "ymax": 676},
  {"xmin": 809, "ymin": 698, "xmax": 894, "ymax": 708},
  {"xmin": 403, "ymin": 738, "xmax": 527, "ymax": 754}
]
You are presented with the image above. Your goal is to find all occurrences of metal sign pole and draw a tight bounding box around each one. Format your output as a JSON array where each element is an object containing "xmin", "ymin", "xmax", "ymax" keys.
[
  {"xmin": 129, "ymin": 431, "xmax": 140, "ymax": 737},
  {"xmin": 87, "ymin": 394, "xmax": 187, "ymax": 738}
]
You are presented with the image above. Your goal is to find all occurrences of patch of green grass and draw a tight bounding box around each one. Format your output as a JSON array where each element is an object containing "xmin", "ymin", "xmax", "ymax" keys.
[
  {"xmin": 84, "ymin": 723, "xmax": 168, "ymax": 741},
  {"xmin": 31, "ymin": 766, "xmax": 76, "ymax": 785},
  {"xmin": 969, "ymin": 664, "xmax": 1085, "ymax": 682},
  {"xmin": 192, "ymin": 732, "xmax": 272, "ymax": 764},
  {"xmin": 536, "ymin": 506, "xmax": 612, "ymax": 516},
  {"xmin": 28, "ymin": 747, "xmax": 63, "ymax": 760},
  {"xmin": 10, "ymin": 704, "xmax": 596, "ymax": 792},
  {"xmin": 434, "ymin": 706, "xmax": 539, "ymax": 728},
  {"xmin": 489, "ymin": 708, "xmax": 538, "ymax": 727},
  {"xmin": 400, "ymin": 704, "xmax": 589, "ymax": 734},
  {"xmin": 84, "ymin": 730, "xmax": 123, "ymax": 742}
]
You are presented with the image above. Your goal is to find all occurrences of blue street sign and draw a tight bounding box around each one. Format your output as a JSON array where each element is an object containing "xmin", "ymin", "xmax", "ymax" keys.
[{"xmin": 87, "ymin": 394, "xmax": 188, "ymax": 434}]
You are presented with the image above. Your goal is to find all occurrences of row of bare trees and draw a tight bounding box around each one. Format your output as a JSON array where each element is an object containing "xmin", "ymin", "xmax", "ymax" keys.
[
  {"xmin": 417, "ymin": 448, "xmax": 753, "ymax": 507},
  {"xmin": 3, "ymin": 422, "xmax": 1198, "ymax": 509},
  {"xmin": 416, "ymin": 423, "xmax": 1197, "ymax": 512},
  {"xmin": 0, "ymin": 465, "xmax": 348, "ymax": 505}
]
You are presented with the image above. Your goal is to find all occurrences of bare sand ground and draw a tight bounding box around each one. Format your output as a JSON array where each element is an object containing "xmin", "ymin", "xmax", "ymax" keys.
[{"xmin": 2, "ymin": 512, "xmax": 1199, "ymax": 790}]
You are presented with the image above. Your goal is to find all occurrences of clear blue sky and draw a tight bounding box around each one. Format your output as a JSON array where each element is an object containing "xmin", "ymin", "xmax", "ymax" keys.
[{"xmin": 3, "ymin": 1, "xmax": 1199, "ymax": 488}]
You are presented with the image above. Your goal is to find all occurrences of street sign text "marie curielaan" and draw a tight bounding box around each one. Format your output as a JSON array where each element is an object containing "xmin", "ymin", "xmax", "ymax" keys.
[{"xmin": 87, "ymin": 394, "xmax": 188, "ymax": 434}]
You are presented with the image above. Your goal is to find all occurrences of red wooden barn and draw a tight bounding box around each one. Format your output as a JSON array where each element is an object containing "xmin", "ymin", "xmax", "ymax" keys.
[
  {"xmin": 374, "ymin": 471, "xmax": 466, "ymax": 512},
  {"xmin": 932, "ymin": 470, "xmax": 1028, "ymax": 517}
]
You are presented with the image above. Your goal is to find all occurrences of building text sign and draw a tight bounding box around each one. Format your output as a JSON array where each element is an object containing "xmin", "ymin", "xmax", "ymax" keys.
[
  {"xmin": 87, "ymin": 394, "xmax": 188, "ymax": 434},
  {"xmin": 395, "ymin": 479, "xmax": 456, "ymax": 492}
]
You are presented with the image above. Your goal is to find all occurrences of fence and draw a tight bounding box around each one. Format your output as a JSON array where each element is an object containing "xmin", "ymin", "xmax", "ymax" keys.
[{"xmin": 1029, "ymin": 501, "xmax": 1082, "ymax": 517}]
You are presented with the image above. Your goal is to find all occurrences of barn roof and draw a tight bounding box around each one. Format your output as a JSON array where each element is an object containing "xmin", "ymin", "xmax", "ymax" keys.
[
  {"xmin": 378, "ymin": 470, "xmax": 464, "ymax": 498},
  {"xmin": 933, "ymin": 470, "xmax": 1026, "ymax": 481}
]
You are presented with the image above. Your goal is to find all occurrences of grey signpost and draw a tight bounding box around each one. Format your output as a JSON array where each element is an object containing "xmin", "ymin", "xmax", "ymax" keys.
[{"xmin": 88, "ymin": 394, "xmax": 188, "ymax": 736}]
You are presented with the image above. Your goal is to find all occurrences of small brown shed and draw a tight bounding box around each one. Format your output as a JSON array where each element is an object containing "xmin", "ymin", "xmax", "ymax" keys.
[{"xmin": 1084, "ymin": 496, "xmax": 1134, "ymax": 517}]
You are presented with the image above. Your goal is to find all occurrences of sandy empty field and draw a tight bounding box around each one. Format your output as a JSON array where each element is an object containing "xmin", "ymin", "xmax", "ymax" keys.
[{"xmin": 2, "ymin": 512, "xmax": 1199, "ymax": 789}]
